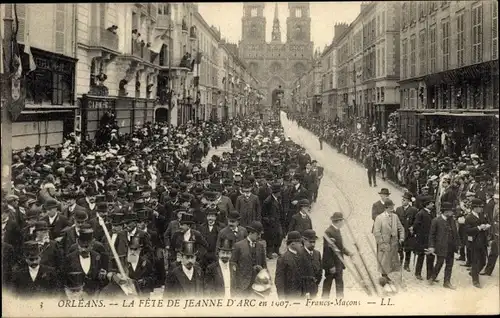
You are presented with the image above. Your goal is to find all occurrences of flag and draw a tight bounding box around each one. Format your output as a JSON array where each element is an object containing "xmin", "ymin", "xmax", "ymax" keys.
[
  {"xmin": 24, "ymin": 28, "xmax": 36, "ymax": 74},
  {"xmin": 9, "ymin": 35, "xmax": 26, "ymax": 121},
  {"xmin": 150, "ymin": 35, "xmax": 163, "ymax": 54}
]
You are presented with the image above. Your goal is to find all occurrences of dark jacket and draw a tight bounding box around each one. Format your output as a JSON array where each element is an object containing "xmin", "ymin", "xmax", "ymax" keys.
[
  {"xmin": 235, "ymin": 194, "xmax": 261, "ymax": 227},
  {"xmin": 288, "ymin": 212, "xmax": 313, "ymax": 234},
  {"xmin": 413, "ymin": 208, "xmax": 433, "ymax": 252},
  {"xmin": 203, "ymin": 261, "xmax": 237, "ymax": 297},
  {"xmin": 231, "ymin": 238, "xmax": 267, "ymax": 293},
  {"xmin": 197, "ymin": 222, "xmax": 224, "ymax": 267},
  {"xmin": 275, "ymin": 250, "xmax": 304, "ymax": 299},
  {"xmin": 395, "ymin": 205, "xmax": 418, "ymax": 250},
  {"xmin": 63, "ymin": 250, "xmax": 106, "ymax": 295},
  {"xmin": 164, "ymin": 264, "xmax": 204, "ymax": 298},
  {"xmin": 428, "ymin": 216, "xmax": 460, "ymax": 257},
  {"xmin": 464, "ymin": 212, "xmax": 489, "ymax": 249},
  {"xmin": 322, "ymin": 225, "xmax": 348, "ymax": 271},
  {"xmin": 11, "ymin": 264, "xmax": 61, "ymax": 297},
  {"xmin": 217, "ymin": 226, "xmax": 248, "ymax": 248},
  {"xmin": 126, "ymin": 251, "xmax": 156, "ymax": 295},
  {"xmin": 42, "ymin": 213, "xmax": 70, "ymax": 240}
]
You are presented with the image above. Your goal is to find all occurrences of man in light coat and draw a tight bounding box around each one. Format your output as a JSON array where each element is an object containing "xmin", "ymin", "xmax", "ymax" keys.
[{"xmin": 373, "ymin": 199, "xmax": 405, "ymax": 284}]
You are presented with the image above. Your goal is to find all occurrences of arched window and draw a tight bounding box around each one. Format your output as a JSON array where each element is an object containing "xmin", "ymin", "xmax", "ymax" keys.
[{"xmin": 296, "ymin": 8, "xmax": 302, "ymax": 18}]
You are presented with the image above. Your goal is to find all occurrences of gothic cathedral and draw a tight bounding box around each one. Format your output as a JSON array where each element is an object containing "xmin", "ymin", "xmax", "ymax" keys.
[{"xmin": 238, "ymin": 3, "xmax": 314, "ymax": 107}]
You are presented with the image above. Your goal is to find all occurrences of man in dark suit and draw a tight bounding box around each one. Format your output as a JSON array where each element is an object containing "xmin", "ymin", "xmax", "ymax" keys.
[
  {"xmin": 303, "ymin": 163, "xmax": 317, "ymax": 202},
  {"xmin": 483, "ymin": 190, "xmax": 496, "ymax": 225},
  {"xmin": 204, "ymin": 238, "xmax": 237, "ymax": 297},
  {"xmin": 322, "ymin": 212, "xmax": 352, "ymax": 299},
  {"xmin": 235, "ymin": 179, "xmax": 262, "ymax": 227},
  {"xmin": 413, "ymin": 196, "xmax": 435, "ymax": 281},
  {"xmin": 394, "ymin": 192, "xmax": 418, "ymax": 271},
  {"xmin": 165, "ymin": 241, "xmax": 204, "ymax": 297},
  {"xmin": 481, "ymin": 193, "xmax": 499, "ymax": 276},
  {"xmin": 364, "ymin": 151, "xmax": 378, "ymax": 187},
  {"xmin": 262, "ymin": 183, "xmax": 284, "ymax": 259},
  {"xmin": 197, "ymin": 206, "xmax": 224, "ymax": 269},
  {"xmin": 428, "ymin": 202, "xmax": 460, "ymax": 289},
  {"xmin": 275, "ymin": 231, "xmax": 306, "ymax": 299},
  {"xmin": 231, "ymin": 221, "xmax": 267, "ymax": 296},
  {"xmin": 124, "ymin": 234, "xmax": 156, "ymax": 295},
  {"xmin": 62, "ymin": 208, "xmax": 90, "ymax": 254},
  {"xmin": 170, "ymin": 213, "xmax": 208, "ymax": 267},
  {"xmin": 288, "ymin": 199, "xmax": 313, "ymax": 234},
  {"xmin": 11, "ymin": 241, "xmax": 61, "ymax": 297},
  {"xmin": 372, "ymin": 188, "xmax": 390, "ymax": 222},
  {"xmin": 217, "ymin": 211, "xmax": 248, "ymax": 247},
  {"xmin": 63, "ymin": 225, "xmax": 107, "ymax": 295},
  {"xmin": 2, "ymin": 205, "xmax": 23, "ymax": 251},
  {"xmin": 289, "ymin": 174, "xmax": 309, "ymax": 216},
  {"xmin": 302, "ymin": 229, "xmax": 322, "ymax": 297},
  {"xmin": 464, "ymin": 198, "xmax": 491, "ymax": 288},
  {"xmin": 42, "ymin": 199, "xmax": 70, "ymax": 242},
  {"xmin": 33, "ymin": 221, "xmax": 64, "ymax": 274},
  {"xmin": 76, "ymin": 187, "xmax": 97, "ymax": 218}
]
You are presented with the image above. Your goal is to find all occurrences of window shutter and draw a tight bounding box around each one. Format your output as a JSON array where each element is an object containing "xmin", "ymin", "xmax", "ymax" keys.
[
  {"xmin": 15, "ymin": 4, "xmax": 26, "ymax": 43},
  {"xmin": 55, "ymin": 4, "xmax": 65, "ymax": 53}
]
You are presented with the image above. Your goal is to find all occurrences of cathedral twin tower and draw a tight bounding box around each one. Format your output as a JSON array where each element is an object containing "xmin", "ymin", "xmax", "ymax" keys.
[{"xmin": 238, "ymin": 2, "xmax": 314, "ymax": 105}]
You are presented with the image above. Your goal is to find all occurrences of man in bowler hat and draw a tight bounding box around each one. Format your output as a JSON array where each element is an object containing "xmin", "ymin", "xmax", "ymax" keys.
[
  {"xmin": 217, "ymin": 211, "xmax": 248, "ymax": 247},
  {"xmin": 231, "ymin": 221, "xmax": 267, "ymax": 295},
  {"xmin": 301, "ymin": 229, "xmax": 322, "ymax": 297},
  {"xmin": 275, "ymin": 231, "xmax": 307, "ymax": 299},
  {"xmin": 322, "ymin": 212, "xmax": 352, "ymax": 299}
]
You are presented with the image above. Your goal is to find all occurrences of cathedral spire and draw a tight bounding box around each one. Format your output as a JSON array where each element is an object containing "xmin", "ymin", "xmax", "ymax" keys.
[{"xmin": 271, "ymin": 3, "xmax": 281, "ymax": 42}]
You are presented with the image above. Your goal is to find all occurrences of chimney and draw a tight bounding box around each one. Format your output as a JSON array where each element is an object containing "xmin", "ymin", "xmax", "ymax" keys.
[{"xmin": 334, "ymin": 22, "xmax": 349, "ymax": 40}]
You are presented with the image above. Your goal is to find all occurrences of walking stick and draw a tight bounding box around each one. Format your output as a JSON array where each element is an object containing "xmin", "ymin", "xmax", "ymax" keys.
[{"xmin": 363, "ymin": 233, "xmax": 399, "ymax": 295}]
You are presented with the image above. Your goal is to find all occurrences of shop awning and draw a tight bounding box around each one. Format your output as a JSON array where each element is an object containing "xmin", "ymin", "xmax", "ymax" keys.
[{"xmin": 420, "ymin": 111, "xmax": 497, "ymax": 117}]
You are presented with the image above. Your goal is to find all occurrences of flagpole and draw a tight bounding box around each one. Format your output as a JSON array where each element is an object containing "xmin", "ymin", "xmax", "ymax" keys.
[{"xmin": 1, "ymin": 4, "xmax": 14, "ymax": 193}]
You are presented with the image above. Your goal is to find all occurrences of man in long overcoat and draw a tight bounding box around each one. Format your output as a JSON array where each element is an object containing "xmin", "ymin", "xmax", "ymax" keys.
[
  {"xmin": 373, "ymin": 200, "xmax": 404, "ymax": 282},
  {"xmin": 262, "ymin": 183, "xmax": 284, "ymax": 258},
  {"xmin": 412, "ymin": 196, "xmax": 435, "ymax": 281},
  {"xmin": 275, "ymin": 231, "xmax": 305, "ymax": 299},
  {"xmin": 235, "ymin": 180, "xmax": 261, "ymax": 227},
  {"xmin": 394, "ymin": 192, "xmax": 418, "ymax": 271}
]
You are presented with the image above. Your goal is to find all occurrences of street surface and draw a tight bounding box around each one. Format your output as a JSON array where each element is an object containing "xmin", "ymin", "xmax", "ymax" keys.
[{"xmin": 202, "ymin": 117, "xmax": 499, "ymax": 306}]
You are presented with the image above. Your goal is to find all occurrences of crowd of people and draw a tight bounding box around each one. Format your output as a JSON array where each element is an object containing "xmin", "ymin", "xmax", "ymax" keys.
[
  {"xmin": 1, "ymin": 114, "xmax": 336, "ymax": 300},
  {"xmin": 287, "ymin": 111, "xmax": 499, "ymax": 290}
]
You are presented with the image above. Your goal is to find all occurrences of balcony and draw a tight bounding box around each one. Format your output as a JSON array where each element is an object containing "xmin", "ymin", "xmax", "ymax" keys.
[
  {"xmin": 131, "ymin": 40, "xmax": 145, "ymax": 59},
  {"xmin": 88, "ymin": 26, "xmax": 119, "ymax": 52},
  {"xmin": 147, "ymin": 4, "xmax": 157, "ymax": 22}
]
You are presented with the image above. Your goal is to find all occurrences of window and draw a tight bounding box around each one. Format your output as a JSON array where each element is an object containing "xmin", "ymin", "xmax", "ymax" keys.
[
  {"xmin": 402, "ymin": 38, "xmax": 408, "ymax": 79},
  {"xmin": 419, "ymin": 2, "xmax": 426, "ymax": 20},
  {"xmin": 410, "ymin": 34, "xmax": 416, "ymax": 77},
  {"xmin": 377, "ymin": 15, "xmax": 380, "ymax": 37},
  {"xmin": 382, "ymin": 12, "xmax": 385, "ymax": 33},
  {"xmin": 494, "ymin": 1, "xmax": 498, "ymax": 60},
  {"xmin": 158, "ymin": 4, "xmax": 170, "ymax": 15},
  {"xmin": 402, "ymin": 3, "xmax": 408, "ymax": 28},
  {"xmin": 410, "ymin": 2, "xmax": 417, "ymax": 25},
  {"xmin": 429, "ymin": 1, "xmax": 437, "ymax": 14},
  {"xmin": 26, "ymin": 53, "xmax": 75, "ymax": 106},
  {"xmin": 457, "ymin": 12, "xmax": 465, "ymax": 66},
  {"xmin": 442, "ymin": 20, "xmax": 450, "ymax": 70},
  {"xmin": 381, "ymin": 47, "xmax": 385, "ymax": 76},
  {"xmin": 296, "ymin": 8, "xmax": 302, "ymax": 18},
  {"xmin": 472, "ymin": 4, "xmax": 483, "ymax": 63},
  {"xmin": 429, "ymin": 24, "xmax": 436, "ymax": 73},
  {"xmin": 419, "ymin": 30, "xmax": 426, "ymax": 75}
]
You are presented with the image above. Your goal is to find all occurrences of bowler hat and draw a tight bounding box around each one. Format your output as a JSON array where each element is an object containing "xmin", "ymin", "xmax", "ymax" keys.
[
  {"xmin": 420, "ymin": 195, "xmax": 434, "ymax": 205},
  {"xmin": 218, "ymin": 238, "xmax": 234, "ymax": 251},
  {"xmin": 383, "ymin": 199, "xmax": 395, "ymax": 208},
  {"xmin": 179, "ymin": 192, "xmax": 192, "ymax": 203},
  {"xmin": 74, "ymin": 209, "xmax": 89, "ymax": 223},
  {"xmin": 204, "ymin": 191, "xmax": 219, "ymax": 201},
  {"xmin": 441, "ymin": 202, "xmax": 455, "ymax": 211},
  {"xmin": 65, "ymin": 272, "xmax": 85, "ymax": 289},
  {"xmin": 246, "ymin": 221, "xmax": 263, "ymax": 234},
  {"xmin": 402, "ymin": 192, "xmax": 413, "ymax": 201},
  {"xmin": 330, "ymin": 212, "xmax": 344, "ymax": 222},
  {"xmin": 43, "ymin": 199, "xmax": 59, "ymax": 210},
  {"xmin": 302, "ymin": 229, "xmax": 318, "ymax": 241},
  {"xmin": 378, "ymin": 188, "xmax": 391, "ymax": 195},
  {"xmin": 241, "ymin": 179, "xmax": 253, "ymax": 190},
  {"xmin": 299, "ymin": 199, "xmax": 311, "ymax": 207},
  {"xmin": 180, "ymin": 241, "xmax": 197, "ymax": 256},
  {"xmin": 85, "ymin": 187, "xmax": 97, "ymax": 197},
  {"xmin": 227, "ymin": 211, "xmax": 241, "ymax": 221},
  {"xmin": 205, "ymin": 205, "xmax": 219, "ymax": 215},
  {"xmin": 286, "ymin": 231, "xmax": 302, "ymax": 244},
  {"xmin": 23, "ymin": 241, "xmax": 41, "ymax": 258},
  {"xmin": 34, "ymin": 221, "xmax": 49, "ymax": 232}
]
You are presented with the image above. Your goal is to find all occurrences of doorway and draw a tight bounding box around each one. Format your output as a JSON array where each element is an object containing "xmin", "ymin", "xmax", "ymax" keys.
[{"xmin": 155, "ymin": 108, "xmax": 169, "ymax": 123}]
